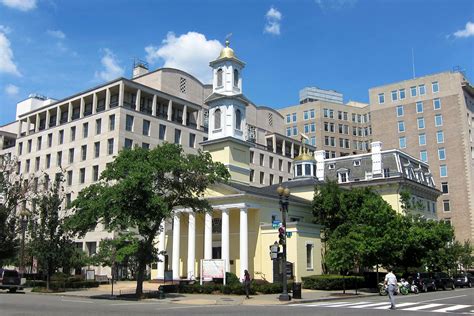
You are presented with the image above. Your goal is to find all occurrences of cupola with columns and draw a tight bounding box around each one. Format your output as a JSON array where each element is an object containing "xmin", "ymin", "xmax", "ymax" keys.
[{"xmin": 293, "ymin": 135, "xmax": 317, "ymax": 179}]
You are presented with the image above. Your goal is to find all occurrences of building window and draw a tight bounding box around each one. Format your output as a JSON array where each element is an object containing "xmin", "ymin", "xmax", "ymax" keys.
[
  {"xmin": 292, "ymin": 113, "xmax": 297, "ymax": 122},
  {"xmin": 107, "ymin": 138, "xmax": 114, "ymax": 155},
  {"xmin": 417, "ymin": 117, "xmax": 425, "ymax": 129},
  {"xmin": 57, "ymin": 151, "xmax": 62, "ymax": 166},
  {"xmin": 249, "ymin": 169, "xmax": 254, "ymax": 182},
  {"xmin": 214, "ymin": 108, "xmax": 221, "ymax": 129},
  {"xmin": 159, "ymin": 124, "xmax": 166, "ymax": 140},
  {"xmin": 418, "ymin": 84, "xmax": 426, "ymax": 95},
  {"xmin": 37, "ymin": 136, "xmax": 42, "ymax": 151},
  {"xmin": 338, "ymin": 171, "xmax": 349, "ymax": 183},
  {"xmin": 109, "ymin": 114, "xmax": 115, "ymax": 131},
  {"xmin": 310, "ymin": 136, "xmax": 316, "ymax": 146},
  {"xmin": 438, "ymin": 148, "xmax": 446, "ymax": 160},
  {"xmin": 235, "ymin": 109, "xmax": 242, "ymax": 130},
  {"xmin": 94, "ymin": 142, "xmax": 100, "ymax": 158},
  {"xmin": 174, "ymin": 129, "xmax": 181, "ymax": 144},
  {"xmin": 440, "ymin": 164, "xmax": 447, "ymax": 177},
  {"xmin": 443, "ymin": 200, "xmax": 450, "ymax": 212},
  {"xmin": 304, "ymin": 124, "xmax": 309, "ymax": 134},
  {"xmin": 398, "ymin": 121, "xmax": 405, "ymax": 132},
  {"xmin": 70, "ymin": 126, "xmax": 76, "ymax": 141},
  {"xmin": 310, "ymin": 123, "xmax": 316, "ymax": 132},
  {"xmin": 441, "ymin": 182, "xmax": 449, "ymax": 194},
  {"xmin": 143, "ymin": 119, "xmax": 150, "ymax": 136},
  {"xmin": 419, "ymin": 133, "xmax": 426, "ymax": 146},
  {"xmin": 47, "ymin": 133, "xmax": 52, "ymax": 147},
  {"xmin": 391, "ymin": 90, "xmax": 398, "ymax": 101},
  {"xmin": 18, "ymin": 142, "xmax": 23, "ymax": 155},
  {"xmin": 67, "ymin": 170, "xmax": 73, "ymax": 186},
  {"xmin": 92, "ymin": 165, "xmax": 99, "ymax": 182},
  {"xmin": 69, "ymin": 148, "xmax": 74, "ymax": 163},
  {"xmin": 126, "ymin": 115, "xmax": 134, "ymax": 131},
  {"xmin": 189, "ymin": 133, "xmax": 196, "ymax": 148},
  {"xmin": 46, "ymin": 154, "xmax": 51, "ymax": 169},
  {"xmin": 59, "ymin": 130, "xmax": 64, "ymax": 144},
  {"xmin": 217, "ymin": 68, "xmax": 223, "ymax": 87},
  {"xmin": 378, "ymin": 93, "xmax": 385, "ymax": 104},
  {"xmin": 399, "ymin": 136, "xmax": 406, "ymax": 149},
  {"xmin": 435, "ymin": 114, "xmax": 443, "ymax": 127},
  {"xmin": 81, "ymin": 145, "xmax": 87, "ymax": 161},
  {"xmin": 80, "ymin": 168, "xmax": 85, "ymax": 184},
  {"xmin": 432, "ymin": 81, "xmax": 439, "ymax": 93},
  {"xmin": 409, "ymin": 86, "xmax": 417, "ymax": 98},
  {"xmin": 260, "ymin": 153, "xmax": 264, "ymax": 166},
  {"xmin": 293, "ymin": 126, "xmax": 298, "ymax": 136},
  {"xmin": 310, "ymin": 109, "xmax": 315, "ymax": 119},
  {"xmin": 259, "ymin": 171, "xmax": 264, "ymax": 185},
  {"xmin": 269, "ymin": 174, "xmax": 274, "ymax": 185},
  {"xmin": 433, "ymin": 98, "xmax": 441, "ymax": 110},
  {"xmin": 420, "ymin": 150, "xmax": 428, "ymax": 162},
  {"xmin": 286, "ymin": 127, "xmax": 291, "ymax": 137},
  {"xmin": 304, "ymin": 111, "xmax": 309, "ymax": 120},
  {"xmin": 142, "ymin": 142, "xmax": 149, "ymax": 149},
  {"xmin": 286, "ymin": 114, "xmax": 291, "ymax": 124},
  {"xmin": 35, "ymin": 157, "xmax": 40, "ymax": 171},
  {"xmin": 416, "ymin": 101, "xmax": 423, "ymax": 113},
  {"xmin": 436, "ymin": 130, "xmax": 444, "ymax": 143},
  {"xmin": 82, "ymin": 123, "xmax": 88, "ymax": 138},
  {"xmin": 396, "ymin": 105, "xmax": 404, "ymax": 117},
  {"xmin": 306, "ymin": 243, "xmax": 314, "ymax": 270},
  {"xmin": 399, "ymin": 89, "xmax": 406, "ymax": 99},
  {"xmin": 233, "ymin": 69, "xmax": 239, "ymax": 87},
  {"xmin": 124, "ymin": 138, "xmax": 133, "ymax": 149},
  {"xmin": 96, "ymin": 119, "xmax": 102, "ymax": 135},
  {"xmin": 353, "ymin": 160, "xmax": 361, "ymax": 166}
]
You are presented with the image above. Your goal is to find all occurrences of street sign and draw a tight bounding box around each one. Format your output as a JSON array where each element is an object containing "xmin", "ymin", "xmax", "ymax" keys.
[
  {"xmin": 286, "ymin": 232, "xmax": 292, "ymax": 238},
  {"xmin": 272, "ymin": 220, "xmax": 281, "ymax": 229}
]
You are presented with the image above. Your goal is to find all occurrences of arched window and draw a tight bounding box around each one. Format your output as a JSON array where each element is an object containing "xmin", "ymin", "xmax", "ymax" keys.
[
  {"xmin": 217, "ymin": 69, "xmax": 223, "ymax": 87},
  {"xmin": 233, "ymin": 69, "xmax": 239, "ymax": 87},
  {"xmin": 214, "ymin": 108, "xmax": 221, "ymax": 129},
  {"xmin": 235, "ymin": 109, "xmax": 242, "ymax": 130}
]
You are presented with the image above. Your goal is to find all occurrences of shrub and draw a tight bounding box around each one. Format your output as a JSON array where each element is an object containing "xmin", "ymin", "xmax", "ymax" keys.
[
  {"xmin": 253, "ymin": 282, "xmax": 282, "ymax": 294},
  {"xmin": 302, "ymin": 275, "xmax": 364, "ymax": 290},
  {"xmin": 225, "ymin": 272, "xmax": 240, "ymax": 285}
]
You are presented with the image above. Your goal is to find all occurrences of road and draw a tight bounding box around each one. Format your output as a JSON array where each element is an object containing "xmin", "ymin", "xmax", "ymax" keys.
[{"xmin": 0, "ymin": 287, "xmax": 472, "ymax": 315}]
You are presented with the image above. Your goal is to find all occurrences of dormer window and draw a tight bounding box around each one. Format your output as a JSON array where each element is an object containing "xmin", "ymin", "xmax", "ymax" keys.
[
  {"xmin": 214, "ymin": 108, "xmax": 222, "ymax": 130},
  {"xmin": 235, "ymin": 109, "xmax": 242, "ymax": 130},
  {"xmin": 217, "ymin": 69, "xmax": 223, "ymax": 87},
  {"xmin": 353, "ymin": 159, "xmax": 361, "ymax": 166},
  {"xmin": 337, "ymin": 168, "xmax": 349, "ymax": 183},
  {"xmin": 328, "ymin": 163, "xmax": 335, "ymax": 170},
  {"xmin": 233, "ymin": 69, "xmax": 239, "ymax": 87}
]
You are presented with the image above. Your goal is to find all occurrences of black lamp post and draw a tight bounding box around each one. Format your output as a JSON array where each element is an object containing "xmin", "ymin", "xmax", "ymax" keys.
[
  {"xmin": 19, "ymin": 208, "xmax": 30, "ymax": 276},
  {"xmin": 277, "ymin": 185, "xmax": 291, "ymax": 301}
]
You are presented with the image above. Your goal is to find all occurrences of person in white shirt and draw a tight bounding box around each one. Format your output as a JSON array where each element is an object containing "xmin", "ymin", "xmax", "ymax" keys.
[{"xmin": 384, "ymin": 269, "xmax": 397, "ymax": 309}]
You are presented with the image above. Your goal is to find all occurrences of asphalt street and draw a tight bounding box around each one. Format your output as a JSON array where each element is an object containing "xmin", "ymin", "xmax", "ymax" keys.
[{"xmin": 0, "ymin": 287, "xmax": 472, "ymax": 316}]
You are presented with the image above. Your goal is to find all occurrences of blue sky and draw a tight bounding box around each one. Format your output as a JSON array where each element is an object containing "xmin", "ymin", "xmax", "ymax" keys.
[{"xmin": 1, "ymin": 0, "xmax": 473, "ymax": 126}]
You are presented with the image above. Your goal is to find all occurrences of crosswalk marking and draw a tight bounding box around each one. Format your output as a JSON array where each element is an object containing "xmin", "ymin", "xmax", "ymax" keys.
[
  {"xmin": 374, "ymin": 302, "xmax": 418, "ymax": 309},
  {"xmin": 396, "ymin": 303, "xmax": 444, "ymax": 311},
  {"xmin": 317, "ymin": 301, "xmax": 371, "ymax": 307},
  {"xmin": 432, "ymin": 305, "xmax": 470, "ymax": 313},
  {"xmin": 351, "ymin": 302, "xmax": 390, "ymax": 308}
]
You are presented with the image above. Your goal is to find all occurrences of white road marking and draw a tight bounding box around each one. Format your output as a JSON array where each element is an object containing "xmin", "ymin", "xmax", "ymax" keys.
[
  {"xmin": 402, "ymin": 303, "xmax": 444, "ymax": 311},
  {"xmin": 111, "ymin": 302, "xmax": 163, "ymax": 306},
  {"xmin": 374, "ymin": 302, "xmax": 418, "ymax": 309},
  {"xmin": 418, "ymin": 294, "xmax": 468, "ymax": 303},
  {"xmin": 351, "ymin": 302, "xmax": 390, "ymax": 308},
  {"xmin": 61, "ymin": 299, "xmax": 94, "ymax": 304},
  {"xmin": 432, "ymin": 305, "xmax": 471, "ymax": 313},
  {"xmin": 319, "ymin": 301, "xmax": 372, "ymax": 307}
]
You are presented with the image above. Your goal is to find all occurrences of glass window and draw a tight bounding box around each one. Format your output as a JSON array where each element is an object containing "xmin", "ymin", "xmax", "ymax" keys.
[
  {"xmin": 59, "ymin": 130, "xmax": 64, "ymax": 144},
  {"xmin": 419, "ymin": 133, "xmax": 426, "ymax": 145},
  {"xmin": 83, "ymin": 123, "xmax": 88, "ymax": 138},
  {"xmin": 94, "ymin": 142, "xmax": 100, "ymax": 158},
  {"xmin": 48, "ymin": 133, "xmax": 53, "ymax": 147},
  {"xmin": 398, "ymin": 121, "xmax": 405, "ymax": 132},
  {"xmin": 433, "ymin": 98, "xmax": 441, "ymax": 110},
  {"xmin": 311, "ymin": 123, "xmax": 316, "ymax": 132},
  {"xmin": 443, "ymin": 200, "xmax": 450, "ymax": 212},
  {"xmin": 214, "ymin": 108, "xmax": 221, "ymax": 129},
  {"xmin": 391, "ymin": 90, "xmax": 398, "ymax": 101},
  {"xmin": 378, "ymin": 93, "xmax": 385, "ymax": 104},
  {"xmin": 235, "ymin": 109, "xmax": 242, "ymax": 130},
  {"xmin": 436, "ymin": 130, "xmax": 444, "ymax": 143},
  {"xmin": 109, "ymin": 114, "xmax": 115, "ymax": 131},
  {"xmin": 124, "ymin": 138, "xmax": 133, "ymax": 149},
  {"xmin": 440, "ymin": 164, "xmax": 447, "ymax": 177},
  {"xmin": 417, "ymin": 117, "xmax": 425, "ymax": 129},
  {"xmin": 233, "ymin": 69, "xmax": 239, "ymax": 87},
  {"xmin": 174, "ymin": 129, "xmax": 181, "ymax": 144},
  {"xmin": 420, "ymin": 150, "xmax": 428, "ymax": 162},
  {"xmin": 438, "ymin": 148, "xmax": 446, "ymax": 160},
  {"xmin": 217, "ymin": 68, "xmax": 223, "ymax": 86},
  {"xmin": 57, "ymin": 151, "xmax": 62, "ymax": 166},
  {"xmin": 396, "ymin": 105, "xmax": 404, "ymax": 117},
  {"xmin": 304, "ymin": 124, "xmax": 309, "ymax": 134},
  {"xmin": 69, "ymin": 148, "xmax": 74, "ymax": 163},
  {"xmin": 107, "ymin": 138, "xmax": 114, "ymax": 155},
  {"xmin": 189, "ymin": 133, "xmax": 196, "ymax": 148},
  {"xmin": 293, "ymin": 126, "xmax": 298, "ymax": 136},
  {"xmin": 37, "ymin": 136, "xmax": 42, "ymax": 150},
  {"xmin": 142, "ymin": 119, "xmax": 150, "ymax": 136},
  {"xmin": 432, "ymin": 81, "xmax": 439, "ymax": 93},
  {"xmin": 304, "ymin": 111, "xmax": 309, "ymax": 120},
  {"xmin": 80, "ymin": 168, "xmax": 85, "ymax": 184},
  {"xmin": 70, "ymin": 127, "xmax": 76, "ymax": 141},
  {"xmin": 399, "ymin": 136, "xmax": 406, "ymax": 149},
  {"xmin": 126, "ymin": 115, "xmax": 134, "ymax": 131},
  {"xmin": 292, "ymin": 113, "xmax": 297, "ymax": 122},
  {"xmin": 306, "ymin": 243, "xmax": 314, "ymax": 270},
  {"xmin": 96, "ymin": 119, "xmax": 101, "ymax": 135},
  {"xmin": 159, "ymin": 124, "xmax": 166, "ymax": 140},
  {"xmin": 286, "ymin": 114, "xmax": 290, "ymax": 124},
  {"xmin": 441, "ymin": 182, "xmax": 449, "ymax": 194},
  {"xmin": 410, "ymin": 86, "xmax": 417, "ymax": 97},
  {"xmin": 416, "ymin": 101, "xmax": 423, "ymax": 113},
  {"xmin": 399, "ymin": 89, "xmax": 406, "ymax": 99},
  {"xmin": 435, "ymin": 114, "xmax": 443, "ymax": 126},
  {"xmin": 419, "ymin": 84, "xmax": 426, "ymax": 95},
  {"xmin": 93, "ymin": 165, "xmax": 99, "ymax": 182},
  {"xmin": 81, "ymin": 145, "xmax": 87, "ymax": 161},
  {"xmin": 286, "ymin": 127, "xmax": 291, "ymax": 137},
  {"xmin": 310, "ymin": 109, "xmax": 315, "ymax": 119}
]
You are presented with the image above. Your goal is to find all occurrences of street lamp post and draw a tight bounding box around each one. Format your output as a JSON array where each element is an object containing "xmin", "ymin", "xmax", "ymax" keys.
[{"xmin": 277, "ymin": 185, "xmax": 291, "ymax": 301}]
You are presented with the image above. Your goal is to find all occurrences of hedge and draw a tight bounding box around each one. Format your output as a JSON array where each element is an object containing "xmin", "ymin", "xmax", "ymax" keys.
[
  {"xmin": 27, "ymin": 280, "xmax": 100, "ymax": 290},
  {"xmin": 302, "ymin": 275, "xmax": 364, "ymax": 290},
  {"xmin": 159, "ymin": 281, "xmax": 283, "ymax": 295}
]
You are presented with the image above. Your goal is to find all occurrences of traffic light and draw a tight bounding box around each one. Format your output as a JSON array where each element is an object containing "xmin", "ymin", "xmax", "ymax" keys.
[{"xmin": 278, "ymin": 226, "xmax": 286, "ymax": 245}]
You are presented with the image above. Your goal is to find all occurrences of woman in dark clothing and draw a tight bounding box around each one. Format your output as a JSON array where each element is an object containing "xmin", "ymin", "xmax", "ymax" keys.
[{"xmin": 243, "ymin": 270, "xmax": 251, "ymax": 299}]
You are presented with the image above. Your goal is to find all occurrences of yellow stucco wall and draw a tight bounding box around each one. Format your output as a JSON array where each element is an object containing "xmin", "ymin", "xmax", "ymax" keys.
[{"xmin": 203, "ymin": 140, "xmax": 250, "ymax": 184}]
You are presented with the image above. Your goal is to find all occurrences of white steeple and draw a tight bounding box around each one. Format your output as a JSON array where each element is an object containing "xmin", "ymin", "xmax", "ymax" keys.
[{"xmin": 209, "ymin": 40, "xmax": 245, "ymax": 96}]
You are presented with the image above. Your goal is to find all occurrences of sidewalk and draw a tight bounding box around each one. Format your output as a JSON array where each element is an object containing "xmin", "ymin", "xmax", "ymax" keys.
[{"xmin": 25, "ymin": 281, "xmax": 378, "ymax": 306}]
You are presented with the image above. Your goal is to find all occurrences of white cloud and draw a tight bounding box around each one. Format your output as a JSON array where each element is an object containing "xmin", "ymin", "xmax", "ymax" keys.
[
  {"xmin": 145, "ymin": 31, "xmax": 223, "ymax": 83},
  {"xmin": 264, "ymin": 7, "xmax": 282, "ymax": 35},
  {"xmin": 5, "ymin": 83, "xmax": 19, "ymax": 96},
  {"xmin": 94, "ymin": 49, "xmax": 124, "ymax": 82},
  {"xmin": 315, "ymin": 0, "xmax": 357, "ymax": 10},
  {"xmin": 47, "ymin": 29, "xmax": 66, "ymax": 39},
  {"xmin": 1, "ymin": 0, "xmax": 36, "ymax": 11},
  {"xmin": 0, "ymin": 32, "xmax": 21, "ymax": 76},
  {"xmin": 0, "ymin": 25, "xmax": 12, "ymax": 34},
  {"xmin": 453, "ymin": 21, "xmax": 474, "ymax": 38}
]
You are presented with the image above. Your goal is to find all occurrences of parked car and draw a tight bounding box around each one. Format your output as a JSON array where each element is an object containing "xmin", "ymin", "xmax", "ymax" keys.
[
  {"xmin": 0, "ymin": 269, "xmax": 23, "ymax": 293},
  {"xmin": 454, "ymin": 273, "xmax": 473, "ymax": 288},
  {"xmin": 432, "ymin": 272, "xmax": 455, "ymax": 291}
]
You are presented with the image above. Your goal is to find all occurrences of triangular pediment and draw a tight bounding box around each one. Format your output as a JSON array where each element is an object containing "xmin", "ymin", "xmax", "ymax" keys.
[{"xmin": 204, "ymin": 92, "xmax": 251, "ymax": 105}]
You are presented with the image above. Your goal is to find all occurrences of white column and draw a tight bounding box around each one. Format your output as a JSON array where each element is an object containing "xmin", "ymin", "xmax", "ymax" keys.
[
  {"xmin": 25, "ymin": 117, "xmax": 30, "ymax": 135},
  {"xmin": 204, "ymin": 212, "xmax": 212, "ymax": 260},
  {"xmin": 182, "ymin": 105, "xmax": 187, "ymax": 126},
  {"xmin": 105, "ymin": 88, "xmax": 111, "ymax": 110},
  {"xmin": 92, "ymin": 93, "xmax": 97, "ymax": 114},
  {"xmin": 291, "ymin": 142, "xmax": 295, "ymax": 158},
  {"xmin": 167, "ymin": 100, "xmax": 173, "ymax": 121},
  {"xmin": 157, "ymin": 221, "xmax": 166, "ymax": 280},
  {"xmin": 282, "ymin": 140, "xmax": 286, "ymax": 157},
  {"xmin": 17, "ymin": 120, "xmax": 23, "ymax": 137},
  {"xmin": 196, "ymin": 110, "xmax": 202, "ymax": 130},
  {"xmin": 172, "ymin": 213, "xmax": 181, "ymax": 280},
  {"xmin": 68, "ymin": 102, "xmax": 73, "ymax": 122},
  {"xmin": 187, "ymin": 213, "xmax": 196, "ymax": 280},
  {"xmin": 221, "ymin": 209, "xmax": 230, "ymax": 272},
  {"xmin": 56, "ymin": 107, "xmax": 61, "ymax": 126},
  {"xmin": 35, "ymin": 114, "xmax": 40, "ymax": 133},
  {"xmin": 80, "ymin": 98, "xmax": 85, "ymax": 118},
  {"xmin": 239, "ymin": 208, "xmax": 248, "ymax": 280},
  {"xmin": 135, "ymin": 89, "xmax": 141, "ymax": 111},
  {"xmin": 152, "ymin": 95, "xmax": 157, "ymax": 116},
  {"xmin": 273, "ymin": 135, "xmax": 277, "ymax": 153},
  {"xmin": 118, "ymin": 82, "xmax": 124, "ymax": 107},
  {"xmin": 45, "ymin": 110, "xmax": 50, "ymax": 129}
]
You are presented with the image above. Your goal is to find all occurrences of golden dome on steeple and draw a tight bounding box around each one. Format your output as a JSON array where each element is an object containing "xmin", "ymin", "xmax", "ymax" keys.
[
  {"xmin": 218, "ymin": 40, "xmax": 236, "ymax": 59},
  {"xmin": 294, "ymin": 134, "xmax": 315, "ymax": 161}
]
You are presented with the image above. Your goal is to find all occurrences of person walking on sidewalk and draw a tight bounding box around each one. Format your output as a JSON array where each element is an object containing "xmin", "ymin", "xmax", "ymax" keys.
[
  {"xmin": 384, "ymin": 269, "xmax": 398, "ymax": 310},
  {"xmin": 243, "ymin": 270, "xmax": 251, "ymax": 299}
]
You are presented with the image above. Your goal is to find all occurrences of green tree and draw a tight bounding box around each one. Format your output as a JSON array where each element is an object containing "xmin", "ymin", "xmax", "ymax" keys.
[{"xmin": 66, "ymin": 144, "xmax": 229, "ymax": 297}]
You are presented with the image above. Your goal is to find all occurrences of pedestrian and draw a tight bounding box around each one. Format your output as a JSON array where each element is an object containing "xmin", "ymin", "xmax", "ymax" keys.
[
  {"xmin": 243, "ymin": 269, "xmax": 251, "ymax": 299},
  {"xmin": 384, "ymin": 269, "xmax": 398, "ymax": 310}
]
